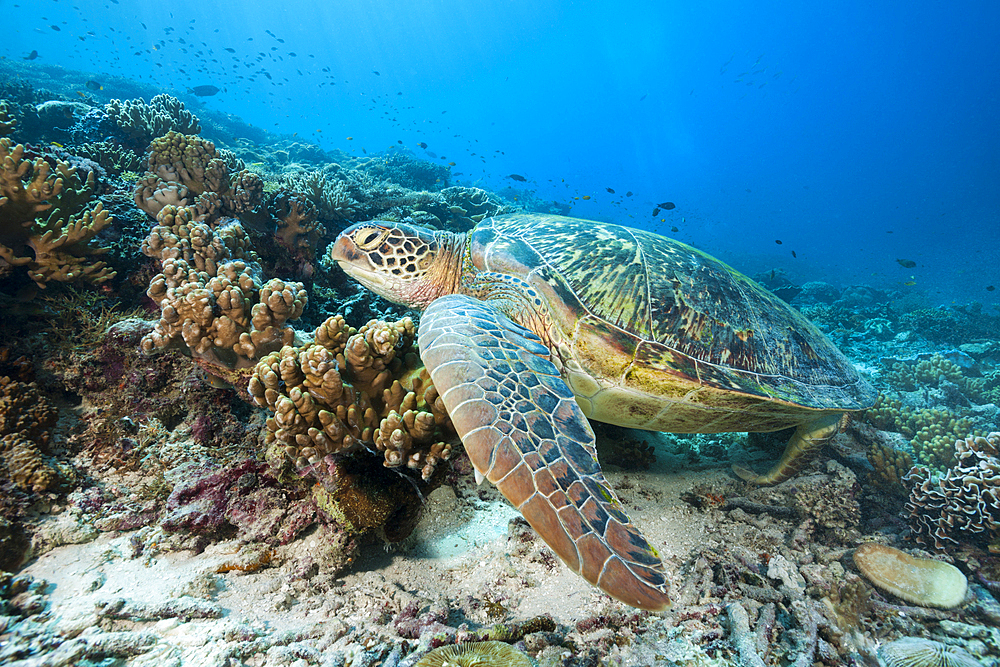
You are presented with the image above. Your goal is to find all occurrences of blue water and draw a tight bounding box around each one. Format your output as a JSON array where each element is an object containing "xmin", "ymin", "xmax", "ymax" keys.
[{"xmin": 4, "ymin": 0, "xmax": 999, "ymax": 305}]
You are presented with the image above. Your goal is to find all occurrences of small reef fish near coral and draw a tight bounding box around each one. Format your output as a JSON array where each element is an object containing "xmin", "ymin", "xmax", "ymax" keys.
[{"xmin": 0, "ymin": 2, "xmax": 998, "ymax": 666}]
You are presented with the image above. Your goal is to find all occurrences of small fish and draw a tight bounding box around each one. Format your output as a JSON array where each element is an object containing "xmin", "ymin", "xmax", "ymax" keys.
[
  {"xmin": 346, "ymin": 136, "xmax": 353, "ymax": 140},
  {"xmin": 397, "ymin": 140, "xmax": 403, "ymax": 144},
  {"xmin": 791, "ymin": 250, "xmax": 797, "ymax": 258},
  {"xmin": 626, "ymin": 191, "xmax": 633, "ymax": 197},
  {"xmin": 51, "ymin": 25, "xmax": 61, "ymax": 31},
  {"xmin": 652, "ymin": 208, "xmax": 660, "ymax": 217},
  {"xmin": 903, "ymin": 280, "xmax": 916, "ymax": 286},
  {"xmin": 987, "ymin": 285, "xmax": 996, "ymax": 291},
  {"xmin": 85, "ymin": 80, "xmax": 103, "ymax": 91},
  {"xmin": 582, "ymin": 195, "xmax": 591, "ymax": 200},
  {"xmin": 606, "ymin": 187, "xmax": 615, "ymax": 194},
  {"xmin": 417, "ymin": 142, "xmax": 427, "ymax": 149},
  {"xmin": 639, "ymin": 94, "xmax": 647, "ymax": 101},
  {"xmin": 24, "ymin": 50, "xmax": 39, "ymax": 60},
  {"xmin": 658, "ymin": 201, "xmax": 676, "ymax": 210},
  {"xmin": 896, "ymin": 259, "xmax": 917, "ymax": 269},
  {"xmin": 508, "ymin": 174, "xmax": 527, "ymax": 182},
  {"xmin": 775, "ymin": 239, "xmax": 783, "ymax": 245},
  {"xmin": 225, "ymin": 47, "xmax": 236, "ymax": 53},
  {"xmin": 373, "ymin": 70, "xmax": 380, "ymax": 75},
  {"xmin": 671, "ymin": 226, "xmax": 679, "ymax": 232},
  {"xmin": 190, "ymin": 85, "xmax": 221, "ymax": 96},
  {"xmin": 448, "ymin": 161, "xmax": 456, "ymax": 166},
  {"xmin": 50, "ymin": 141, "xmax": 64, "ymax": 148}
]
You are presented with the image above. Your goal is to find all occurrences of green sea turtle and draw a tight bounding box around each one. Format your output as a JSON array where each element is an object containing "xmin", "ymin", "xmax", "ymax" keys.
[{"xmin": 330, "ymin": 213, "xmax": 875, "ymax": 611}]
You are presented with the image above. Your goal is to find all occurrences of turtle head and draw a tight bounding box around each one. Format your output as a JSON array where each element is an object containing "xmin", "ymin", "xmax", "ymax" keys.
[{"xmin": 331, "ymin": 221, "xmax": 464, "ymax": 309}]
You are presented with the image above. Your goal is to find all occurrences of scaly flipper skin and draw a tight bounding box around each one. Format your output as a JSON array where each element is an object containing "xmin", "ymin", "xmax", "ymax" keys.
[
  {"xmin": 733, "ymin": 412, "xmax": 844, "ymax": 485},
  {"xmin": 419, "ymin": 295, "xmax": 670, "ymax": 611}
]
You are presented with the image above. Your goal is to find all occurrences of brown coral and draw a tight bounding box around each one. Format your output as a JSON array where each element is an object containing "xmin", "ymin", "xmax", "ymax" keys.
[
  {"xmin": 0, "ymin": 376, "xmax": 59, "ymax": 492},
  {"xmin": 0, "ymin": 138, "xmax": 116, "ymax": 288},
  {"xmin": 249, "ymin": 316, "xmax": 454, "ymax": 480},
  {"xmin": 141, "ymin": 205, "xmax": 305, "ymax": 375}
]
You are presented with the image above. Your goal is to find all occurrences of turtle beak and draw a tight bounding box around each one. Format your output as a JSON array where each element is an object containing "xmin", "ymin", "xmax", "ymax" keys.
[{"xmin": 330, "ymin": 233, "xmax": 391, "ymax": 292}]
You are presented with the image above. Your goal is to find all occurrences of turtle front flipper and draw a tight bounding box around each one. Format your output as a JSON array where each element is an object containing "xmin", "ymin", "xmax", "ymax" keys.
[
  {"xmin": 733, "ymin": 412, "xmax": 844, "ymax": 485},
  {"xmin": 419, "ymin": 295, "xmax": 670, "ymax": 611}
]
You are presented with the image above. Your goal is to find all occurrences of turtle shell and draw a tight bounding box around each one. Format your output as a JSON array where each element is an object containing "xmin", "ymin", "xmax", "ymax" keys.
[{"xmin": 468, "ymin": 214, "xmax": 874, "ymax": 424}]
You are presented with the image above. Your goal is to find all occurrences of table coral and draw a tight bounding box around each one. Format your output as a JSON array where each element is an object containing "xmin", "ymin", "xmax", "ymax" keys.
[
  {"xmin": 0, "ymin": 376, "xmax": 59, "ymax": 493},
  {"xmin": 0, "ymin": 138, "xmax": 116, "ymax": 288},
  {"xmin": 140, "ymin": 204, "xmax": 306, "ymax": 377},
  {"xmin": 249, "ymin": 316, "xmax": 454, "ymax": 480},
  {"xmin": 903, "ymin": 432, "xmax": 1000, "ymax": 550}
]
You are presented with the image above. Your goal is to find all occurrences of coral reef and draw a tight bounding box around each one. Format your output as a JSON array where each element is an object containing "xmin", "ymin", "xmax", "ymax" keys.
[
  {"xmin": 73, "ymin": 140, "xmax": 144, "ymax": 176},
  {"xmin": 0, "ymin": 375, "xmax": 60, "ymax": 493},
  {"xmin": 0, "ymin": 137, "xmax": 116, "ymax": 288},
  {"xmin": 903, "ymin": 432, "xmax": 1000, "ymax": 550},
  {"xmin": 878, "ymin": 637, "xmax": 983, "ymax": 667},
  {"xmin": 866, "ymin": 394, "xmax": 977, "ymax": 471},
  {"xmin": 133, "ymin": 132, "xmax": 263, "ymax": 221},
  {"xmin": 249, "ymin": 315, "xmax": 454, "ymax": 480},
  {"xmin": 102, "ymin": 94, "xmax": 201, "ymax": 151},
  {"xmin": 414, "ymin": 640, "xmax": 532, "ymax": 667},
  {"xmin": 0, "ymin": 100, "xmax": 15, "ymax": 135}
]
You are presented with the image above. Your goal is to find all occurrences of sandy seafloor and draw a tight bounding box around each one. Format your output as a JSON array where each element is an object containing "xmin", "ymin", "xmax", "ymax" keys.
[{"xmin": 2, "ymin": 59, "xmax": 1000, "ymax": 667}]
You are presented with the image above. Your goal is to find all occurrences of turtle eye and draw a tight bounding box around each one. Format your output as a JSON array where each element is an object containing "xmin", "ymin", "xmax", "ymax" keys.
[{"xmin": 353, "ymin": 227, "xmax": 389, "ymax": 250}]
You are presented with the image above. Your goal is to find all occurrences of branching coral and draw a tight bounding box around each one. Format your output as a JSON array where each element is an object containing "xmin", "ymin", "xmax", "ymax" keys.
[
  {"xmin": 865, "ymin": 394, "xmax": 976, "ymax": 471},
  {"xmin": 0, "ymin": 138, "xmax": 115, "ymax": 288},
  {"xmin": 249, "ymin": 316, "xmax": 454, "ymax": 480},
  {"xmin": 903, "ymin": 432, "xmax": 1000, "ymax": 550},
  {"xmin": 280, "ymin": 169, "xmax": 360, "ymax": 224},
  {"xmin": 140, "ymin": 204, "xmax": 306, "ymax": 376},
  {"xmin": 0, "ymin": 100, "xmax": 16, "ymax": 136},
  {"xmin": 74, "ymin": 141, "xmax": 144, "ymax": 176},
  {"xmin": 0, "ymin": 376, "xmax": 60, "ymax": 492},
  {"xmin": 103, "ymin": 94, "xmax": 201, "ymax": 151}
]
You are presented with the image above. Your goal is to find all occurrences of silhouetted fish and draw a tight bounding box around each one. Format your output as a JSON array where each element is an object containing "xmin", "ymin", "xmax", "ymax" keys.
[
  {"xmin": 988, "ymin": 285, "xmax": 996, "ymax": 292},
  {"xmin": 652, "ymin": 208, "xmax": 660, "ymax": 217},
  {"xmin": 657, "ymin": 201, "xmax": 676, "ymax": 210},
  {"xmin": 775, "ymin": 239, "xmax": 783, "ymax": 245},
  {"xmin": 896, "ymin": 259, "xmax": 917, "ymax": 268},
  {"xmin": 626, "ymin": 191, "xmax": 633, "ymax": 197},
  {"xmin": 417, "ymin": 142, "xmax": 427, "ymax": 149},
  {"xmin": 508, "ymin": 174, "xmax": 527, "ymax": 182},
  {"xmin": 85, "ymin": 80, "xmax": 103, "ymax": 91},
  {"xmin": 190, "ymin": 85, "xmax": 221, "ymax": 96},
  {"xmin": 606, "ymin": 187, "xmax": 615, "ymax": 194},
  {"xmin": 24, "ymin": 50, "xmax": 39, "ymax": 60}
]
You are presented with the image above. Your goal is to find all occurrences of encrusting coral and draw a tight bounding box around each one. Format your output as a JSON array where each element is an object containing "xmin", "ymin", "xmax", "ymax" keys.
[
  {"xmin": 249, "ymin": 316, "xmax": 455, "ymax": 480},
  {"xmin": 0, "ymin": 375, "xmax": 60, "ymax": 493},
  {"xmin": 903, "ymin": 432, "xmax": 1000, "ymax": 550},
  {"xmin": 0, "ymin": 137, "xmax": 116, "ymax": 288}
]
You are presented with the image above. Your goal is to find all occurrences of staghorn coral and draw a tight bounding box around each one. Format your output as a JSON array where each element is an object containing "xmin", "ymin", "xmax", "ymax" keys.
[
  {"xmin": 0, "ymin": 376, "xmax": 60, "ymax": 493},
  {"xmin": 249, "ymin": 316, "xmax": 454, "ymax": 480},
  {"xmin": 103, "ymin": 94, "xmax": 201, "ymax": 150},
  {"xmin": 0, "ymin": 138, "xmax": 115, "ymax": 288},
  {"xmin": 140, "ymin": 204, "xmax": 306, "ymax": 376},
  {"xmin": 903, "ymin": 432, "xmax": 1000, "ymax": 550}
]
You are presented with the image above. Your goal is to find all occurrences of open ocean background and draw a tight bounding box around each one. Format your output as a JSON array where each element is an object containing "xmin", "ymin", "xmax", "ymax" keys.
[{"xmin": 3, "ymin": 0, "xmax": 998, "ymax": 306}]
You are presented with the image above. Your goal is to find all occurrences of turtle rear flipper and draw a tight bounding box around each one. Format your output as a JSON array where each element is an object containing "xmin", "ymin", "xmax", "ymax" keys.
[{"xmin": 419, "ymin": 295, "xmax": 670, "ymax": 611}]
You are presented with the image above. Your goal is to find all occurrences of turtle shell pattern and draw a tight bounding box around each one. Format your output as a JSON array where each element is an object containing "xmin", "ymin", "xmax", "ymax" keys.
[{"xmin": 467, "ymin": 214, "xmax": 875, "ymax": 432}]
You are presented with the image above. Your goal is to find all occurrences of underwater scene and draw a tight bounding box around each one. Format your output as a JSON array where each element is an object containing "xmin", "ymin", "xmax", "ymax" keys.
[{"xmin": 1, "ymin": 0, "xmax": 999, "ymax": 665}]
